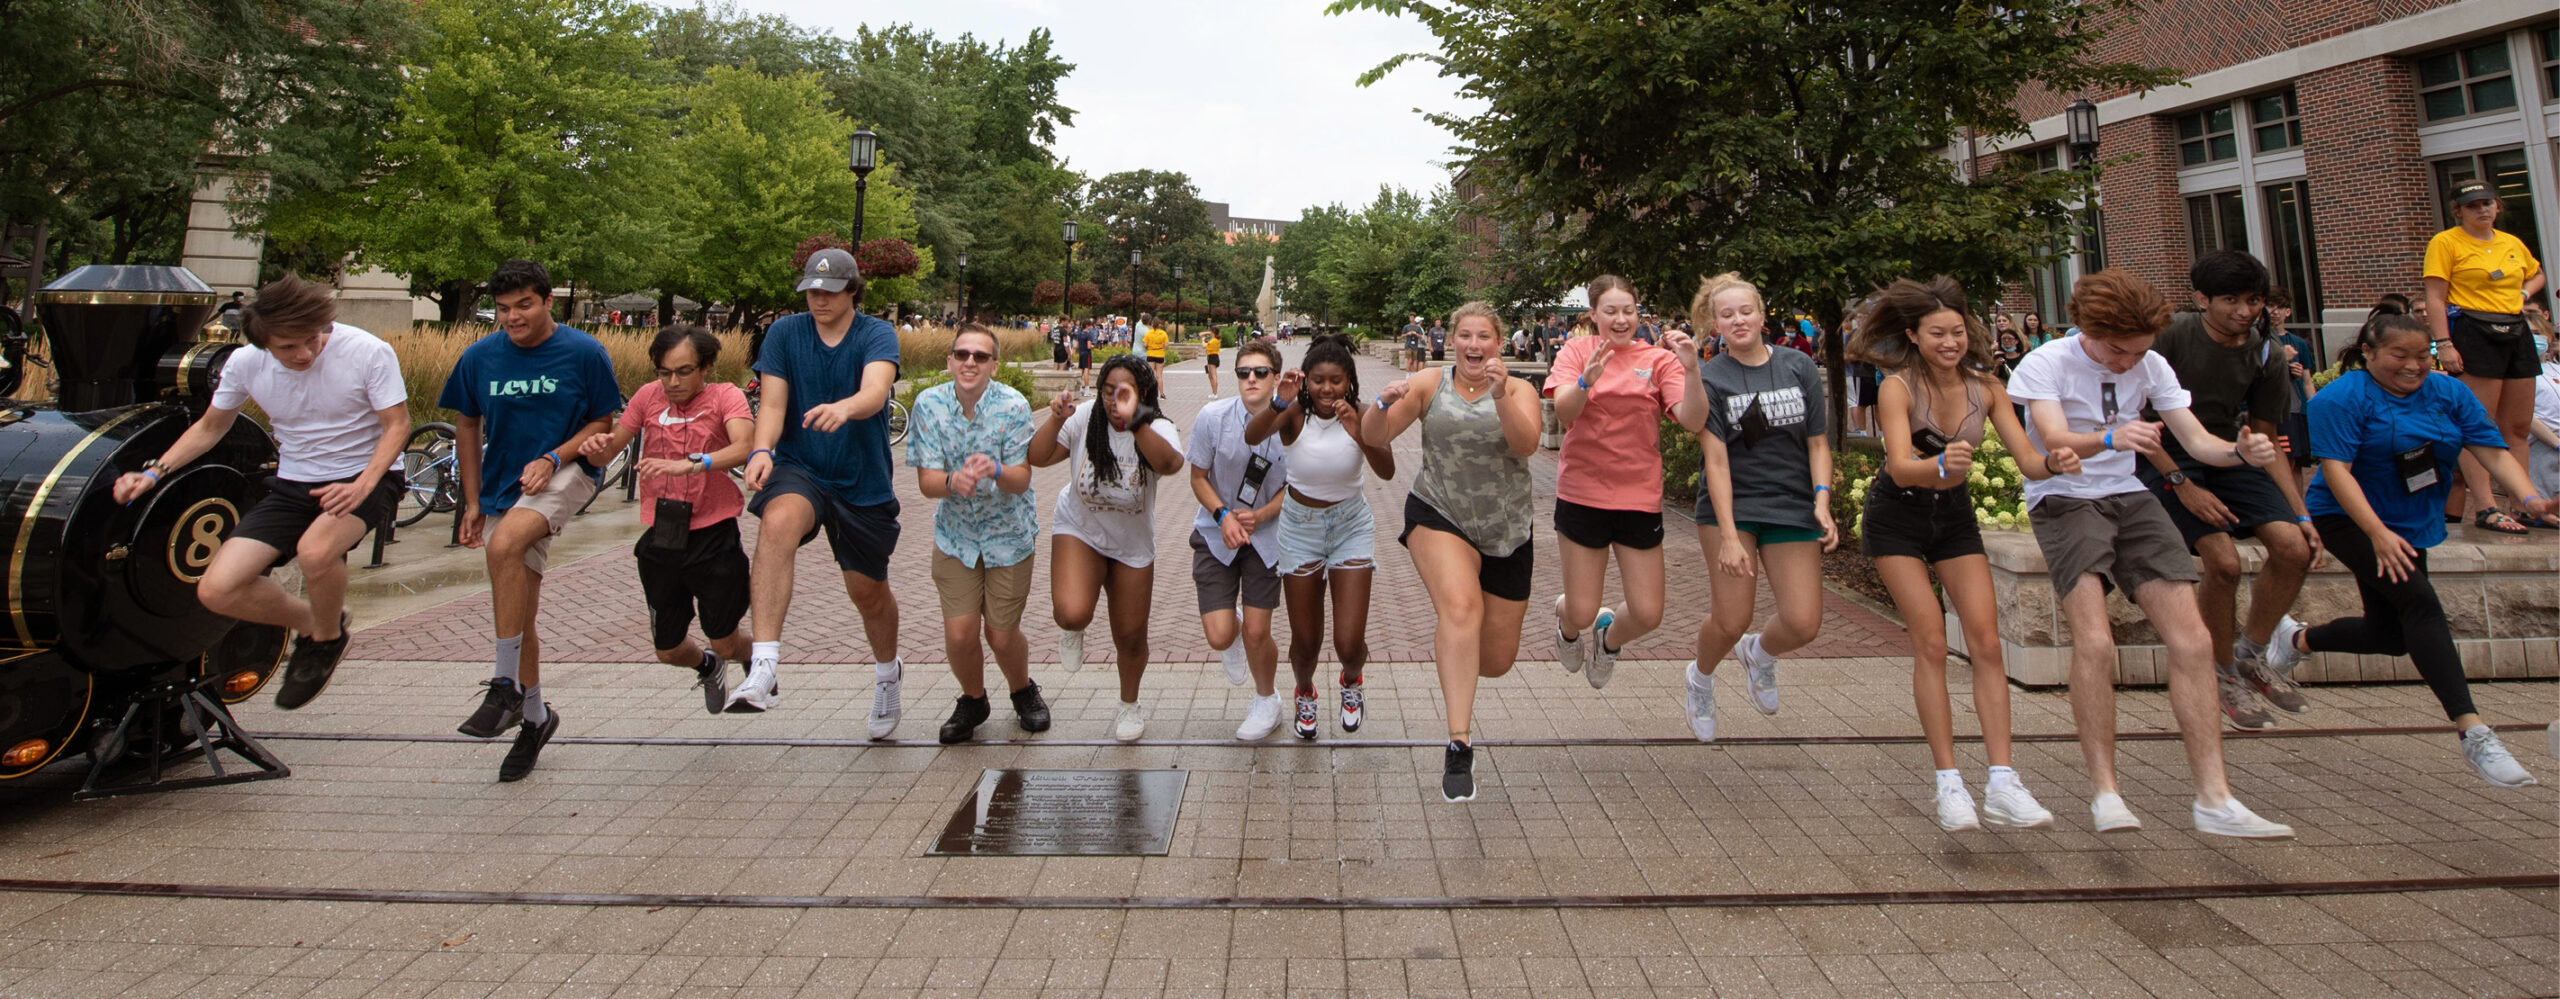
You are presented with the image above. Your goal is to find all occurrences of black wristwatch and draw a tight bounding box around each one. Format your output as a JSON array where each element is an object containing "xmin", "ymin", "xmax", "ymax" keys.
[
  {"xmin": 1214, "ymin": 506, "xmax": 1231, "ymax": 523},
  {"xmin": 2161, "ymin": 470, "xmax": 2190, "ymax": 488}
]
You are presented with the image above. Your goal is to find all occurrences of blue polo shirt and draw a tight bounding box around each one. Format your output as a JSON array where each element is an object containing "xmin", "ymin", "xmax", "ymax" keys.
[
  {"xmin": 436, "ymin": 326, "xmax": 622, "ymax": 514},
  {"xmin": 753, "ymin": 310, "xmax": 902, "ymax": 507},
  {"xmin": 2305, "ymin": 370, "xmax": 2505, "ymax": 549}
]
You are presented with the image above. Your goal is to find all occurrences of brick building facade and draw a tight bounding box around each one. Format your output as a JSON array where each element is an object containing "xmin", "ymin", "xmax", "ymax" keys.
[{"xmin": 1986, "ymin": 0, "xmax": 2556, "ymax": 359}]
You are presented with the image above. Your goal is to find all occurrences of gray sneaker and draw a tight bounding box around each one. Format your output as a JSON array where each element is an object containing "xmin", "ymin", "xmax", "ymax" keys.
[
  {"xmin": 2462, "ymin": 726, "xmax": 2539, "ymax": 787},
  {"xmin": 1552, "ymin": 595, "xmax": 1586, "ymax": 674},
  {"xmin": 2236, "ymin": 648, "xmax": 2307, "ymax": 715},
  {"xmin": 2216, "ymin": 664, "xmax": 2273, "ymax": 731},
  {"xmin": 1585, "ymin": 607, "xmax": 1618, "ymax": 689},
  {"xmin": 2265, "ymin": 615, "xmax": 2306, "ymax": 677},
  {"xmin": 1682, "ymin": 661, "xmax": 1717, "ymax": 742},
  {"xmin": 1739, "ymin": 634, "xmax": 1780, "ymax": 715}
]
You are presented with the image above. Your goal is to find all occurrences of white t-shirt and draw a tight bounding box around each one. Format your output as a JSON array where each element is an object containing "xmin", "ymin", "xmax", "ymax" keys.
[
  {"xmin": 211, "ymin": 323, "xmax": 407, "ymax": 481},
  {"xmin": 2005, "ymin": 334, "xmax": 2192, "ymax": 507},
  {"xmin": 1051, "ymin": 399, "xmax": 1181, "ymax": 567},
  {"xmin": 1185, "ymin": 396, "xmax": 1285, "ymax": 567},
  {"xmin": 2532, "ymin": 367, "xmax": 2560, "ymax": 431}
]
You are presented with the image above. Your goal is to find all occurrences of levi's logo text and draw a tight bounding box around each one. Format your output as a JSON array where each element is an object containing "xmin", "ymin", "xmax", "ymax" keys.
[{"xmin": 487, "ymin": 376, "xmax": 561, "ymax": 396}]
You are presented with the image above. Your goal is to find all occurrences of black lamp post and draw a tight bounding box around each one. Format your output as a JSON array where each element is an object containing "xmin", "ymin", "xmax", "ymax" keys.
[
  {"xmin": 1128, "ymin": 248, "xmax": 1143, "ymax": 324},
  {"xmin": 956, "ymin": 250, "xmax": 968, "ymax": 320},
  {"xmin": 2064, "ymin": 99, "xmax": 2102, "ymax": 273},
  {"xmin": 1171, "ymin": 265, "xmax": 1184, "ymax": 336},
  {"xmin": 1061, "ymin": 220, "xmax": 1078, "ymax": 319},
  {"xmin": 848, "ymin": 128, "xmax": 879, "ymax": 244}
]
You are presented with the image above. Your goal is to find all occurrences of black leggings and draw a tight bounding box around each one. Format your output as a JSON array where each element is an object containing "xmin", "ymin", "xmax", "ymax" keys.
[{"xmin": 2305, "ymin": 516, "xmax": 2475, "ymax": 720}]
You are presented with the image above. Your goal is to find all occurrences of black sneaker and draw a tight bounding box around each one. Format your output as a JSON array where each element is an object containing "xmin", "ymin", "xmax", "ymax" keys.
[
  {"xmin": 498, "ymin": 707, "xmax": 560, "ymax": 782},
  {"xmin": 693, "ymin": 651, "xmax": 728, "ymax": 716},
  {"xmin": 1442, "ymin": 741, "xmax": 1476, "ymax": 802},
  {"xmin": 939, "ymin": 694, "xmax": 992, "ymax": 744},
  {"xmin": 1010, "ymin": 682, "xmax": 1051, "ymax": 733},
  {"xmin": 458, "ymin": 679, "xmax": 525, "ymax": 738},
  {"xmin": 275, "ymin": 612, "xmax": 353, "ymax": 710}
]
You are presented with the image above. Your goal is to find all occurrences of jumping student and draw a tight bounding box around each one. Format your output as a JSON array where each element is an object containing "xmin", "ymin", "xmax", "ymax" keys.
[
  {"xmin": 907, "ymin": 323, "xmax": 1051, "ymax": 743},
  {"xmin": 1246, "ymin": 334, "xmax": 1397, "ymax": 739},
  {"xmin": 1671, "ymin": 273, "xmax": 1832, "ymax": 740},
  {"xmin": 2272, "ymin": 314, "xmax": 2552, "ymax": 786},
  {"xmin": 441, "ymin": 259, "xmax": 623, "ymax": 781},
  {"xmin": 735, "ymin": 248, "xmax": 907, "ymax": 738},
  {"xmin": 113, "ymin": 273, "xmax": 408, "ymax": 712},
  {"xmin": 1842, "ymin": 277, "xmax": 2070, "ymax": 831},
  {"xmin": 2008, "ymin": 269, "xmax": 2297, "ymax": 838},
  {"xmin": 1187, "ymin": 338, "xmax": 1288, "ymax": 739},
  {"xmin": 572, "ymin": 324, "xmax": 753, "ymax": 714},
  {"xmin": 1370, "ymin": 302, "xmax": 1541, "ymax": 801},
  {"xmin": 1544, "ymin": 276, "xmax": 1686, "ymax": 688},
  {"xmin": 1030, "ymin": 354, "xmax": 1184, "ymax": 742}
]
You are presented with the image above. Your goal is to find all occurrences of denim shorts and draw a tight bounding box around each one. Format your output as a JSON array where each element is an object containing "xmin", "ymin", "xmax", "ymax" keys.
[{"xmin": 1278, "ymin": 492, "xmax": 1377, "ymax": 573}]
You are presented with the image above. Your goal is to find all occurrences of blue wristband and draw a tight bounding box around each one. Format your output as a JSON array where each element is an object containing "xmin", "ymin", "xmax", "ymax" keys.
[
  {"xmin": 1935, "ymin": 454, "xmax": 1946, "ymax": 478},
  {"xmin": 1273, "ymin": 396, "xmax": 1291, "ymax": 412},
  {"xmin": 1577, "ymin": 376, "xmax": 1591, "ymax": 391},
  {"xmin": 750, "ymin": 447, "xmax": 773, "ymax": 459},
  {"xmin": 2102, "ymin": 428, "xmax": 2114, "ymax": 451},
  {"xmin": 1814, "ymin": 484, "xmax": 1831, "ymax": 494},
  {"xmin": 2295, "ymin": 516, "xmax": 2312, "ymax": 524},
  {"xmin": 544, "ymin": 451, "xmax": 561, "ymax": 469}
]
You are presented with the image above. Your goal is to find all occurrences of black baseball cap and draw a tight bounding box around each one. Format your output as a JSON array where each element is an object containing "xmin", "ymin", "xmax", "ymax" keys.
[
  {"xmin": 797, "ymin": 248, "xmax": 860, "ymax": 293},
  {"xmin": 2449, "ymin": 179, "xmax": 2498, "ymax": 207}
]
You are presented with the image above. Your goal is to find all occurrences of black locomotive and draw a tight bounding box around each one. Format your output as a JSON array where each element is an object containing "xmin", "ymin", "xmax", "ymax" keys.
[{"xmin": 0, "ymin": 265, "xmax": 290, "ymax": 792}]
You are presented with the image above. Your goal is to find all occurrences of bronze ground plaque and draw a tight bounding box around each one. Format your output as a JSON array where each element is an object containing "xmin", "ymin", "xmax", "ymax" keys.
[{"xmin": 931, "ymin": 769, "xmax": 1189, "ymax": 857}]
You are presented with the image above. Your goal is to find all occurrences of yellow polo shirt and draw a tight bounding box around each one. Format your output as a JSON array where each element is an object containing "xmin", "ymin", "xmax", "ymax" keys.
[
  {"xmin": 1143, "ymin": 327, "xmax": 1169, "ymax": 360},
  {"xmin": 2424, "ymin": 227, "xmax": 2541, "ymax": 314}
]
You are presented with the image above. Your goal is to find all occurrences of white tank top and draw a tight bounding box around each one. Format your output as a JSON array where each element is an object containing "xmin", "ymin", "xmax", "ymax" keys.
[{"xmin": 1286, "ymin": 413, "xmax": 1364, "ymax": 502}]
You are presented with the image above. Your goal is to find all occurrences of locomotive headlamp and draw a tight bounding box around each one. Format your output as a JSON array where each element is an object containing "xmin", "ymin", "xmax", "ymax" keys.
[{"xmin": 3, "ymin": 739, "xmax": 49, "ymax": 769}]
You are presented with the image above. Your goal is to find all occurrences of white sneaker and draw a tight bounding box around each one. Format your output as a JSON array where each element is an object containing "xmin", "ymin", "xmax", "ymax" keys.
[
  {"xmin": 1981, "ymin": 779, "xmax": 2055, "ymax": 829},
  {"xmin": 725, "ymin": 659, "xmax": 780, "ymax": 712},
  {"xmin": 1682, "ymin": 661, "xmax": 1717, "ymax": 742},
  {"xmin": 1220, "ymin": 619, "xmax": 1249, "ymax": 686},
  {"xmin": 1935, "ymin": 783, "xmax": 1981, "ymax": 832},
  {"xmin": 1236, "ymin": 694, "xmax": 1282, "ymax": 741},
  {"xmin": 1739, "ymin": 633, "xmax": 1780, "ymax": 715},
  {"xmin": 1112, "ymin": 701, "xmax": 1146, "ymax": 743},
  {"xmin": 1585, "ymin": 607, "xmax": 1618, "ymax": 689},
  {"xmin": 2462, "ymin": 726, "xmax": 2539, "ymax": 787},
  {"xmin": 2191, "ymin": 797, "xmax": 2295, "ymax": 839},
  {"xmin": 866, "ymin": 661, "xmax": 902, "ymax": 740},
  {"xmin": 1060, "ymin": 629, "xmax": 1086, "ymax": 672},
  {"xmin": 2089, "ymin": 792, "xmax": 2142, "ymax": 833},
  {"xmin": 1553, "ymin": 595, "xmax": 1586, "ymax": 674},
  {"xmin": 2266, "ymin": 614, "xmax": 2305, "ymax": 676}
]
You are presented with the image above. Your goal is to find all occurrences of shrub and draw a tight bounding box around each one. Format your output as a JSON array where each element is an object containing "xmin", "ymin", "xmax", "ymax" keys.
[
  {"xmin": 896, "ymin": 363, "xmax": 1047, "ymax": 413},
  {"xmin": 1843, "ymin": 432, "xmax": 2029, "ymax": 540}
]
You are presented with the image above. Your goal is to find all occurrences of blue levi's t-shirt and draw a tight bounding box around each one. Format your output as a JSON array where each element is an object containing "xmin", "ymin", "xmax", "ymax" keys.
[
  {"xmin": 754, "ymin": 310, "xmax": 903, "ymax": 507},
  {"xmin": 2305, "ymin": 370, "xmax": 2506, "ymax": 549},
  {"xmin": 436, "ymin": 325, "xmax": 624, "ymax": 514}
]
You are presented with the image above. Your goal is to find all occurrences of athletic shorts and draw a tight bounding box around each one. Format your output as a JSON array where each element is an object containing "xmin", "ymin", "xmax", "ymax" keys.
[
  {"xmin": 746, "ymin": 462, "xmax": 901, "ymax": 580},
  {"xmin": 2026, "ymin": 492, "xmax": 2199, "ymax": 599},
  {"xmin": 2134, "ymin": 459, "xmax": 2296, "ymax": 552},
  {"xmin": 1190, "ymin": 535, "xmax": 1281, "ymax": 613},
  {"xmin": 1278, "ymin": 492, "xmax": 1376, "ymax": 572},
  {"xmin": 930, "ymin": 548, "xmax": 1033, "ymax": 631},
  {"xmin": 1203, "ymin": 353, "xmax": 1221, "ymax": 368},
  {"xmin": 502, "ymin": 468, "xmax": 601, "ymax": 576},
  {"xmin": 1400, "ymin": 494, "xmax": 1534, "ymax": 602},
  {"xmin": 1859, "ymin": 480, "xmax": 1983, "ymax": 563},
  {"xmin": 1554, "ymin": 497, "xmax": 1664, "ymax": 551},
  {"xmin": 233, "ymin": 473, "xmax": 404, "ymax": 564},
  {"xmin": 1078, "ymin": 351, "xmax": 1093, "ymax": 370},
  {"xmin": 636, "ymin": 517, "xmax": 750, "ymax": 650},
  {"xmin": 2448, "ymin": 311, "xmax": 2541, "ymax": 380}
]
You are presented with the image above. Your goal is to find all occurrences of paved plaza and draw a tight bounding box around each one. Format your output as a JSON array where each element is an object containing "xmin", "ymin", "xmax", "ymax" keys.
[{"xmin": 0, "ymin": 342, "xmax": 2552, "ymax": 998}]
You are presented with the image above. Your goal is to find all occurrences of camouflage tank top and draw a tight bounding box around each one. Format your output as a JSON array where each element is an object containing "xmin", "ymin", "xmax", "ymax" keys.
[{"xmin": 1412, "ymin": 375, "xmax": 1533, "ymax": 555}]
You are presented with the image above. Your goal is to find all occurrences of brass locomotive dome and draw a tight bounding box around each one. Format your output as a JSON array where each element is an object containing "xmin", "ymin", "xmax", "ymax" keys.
[{"xmin": 37, "ymin": 265, "xmax": 219, "ymax": 413}]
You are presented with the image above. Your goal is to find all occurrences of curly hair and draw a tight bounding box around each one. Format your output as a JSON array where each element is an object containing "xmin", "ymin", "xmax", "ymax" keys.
[
  {"xmin": 1296, "ymin": 333, "xmax": 1362, "ymax": 415},
  {"xmin": 1689, "ymin": 272, "xmax": 1762, "ymax": 322},
  {"xmin": 1085, "ymin": 352, "xmax": 1161, "ymax": 486},
  {"xmin": 1846, "ymin": 276, "xmax": 1997, "ymax": 375},
  {"xmin": 2066, "ymin": 269, "xmax": 2173, "ymax": 341}
]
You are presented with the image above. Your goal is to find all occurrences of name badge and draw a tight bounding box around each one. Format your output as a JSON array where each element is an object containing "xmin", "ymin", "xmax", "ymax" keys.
[
  {"xmin": 2394, "ymin": 442, "xmax": 2438, "ymax": 494},
  {"xmin": 2490, "ymin": 269, "xmax": 2507, "ymax": 281}
]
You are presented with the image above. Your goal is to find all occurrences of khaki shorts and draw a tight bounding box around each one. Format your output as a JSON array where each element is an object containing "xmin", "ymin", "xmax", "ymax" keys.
[
  {"xmin": 2026, "ymin": 491, "xmax": 2199, "ymax": 599},
  {"xmin": 505, "ymin": 471, "xmax": 600, "ymax": 576},
  {"xmin": 931, "ymin": 548, "xmax": 1034, "ymax": 630}
]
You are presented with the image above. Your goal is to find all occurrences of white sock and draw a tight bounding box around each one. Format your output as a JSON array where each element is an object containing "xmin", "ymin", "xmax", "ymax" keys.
[
  {"xmin": 751, "ymin": 641, "xmax": 779, "ymax": 666},
  {"xmin": 494, "ymin": 635, "xmax": 523, "ymax": 686},
  {"xmin": 875, "ymin": 658, "xmax": 902, "ymax": 681},
  {"xmin": 1688, "ymin": 661, "xmax": 1711, "ymax": 685},
  {"xmin": 1986, "ymin": 765, "xmax": 2019, "ymax": 788},
  {"xmin": 521, "ymin": 683, "xmax": 548, "ymax": 726},
  {"xmin": 1935, "ymin": 768, "xmax": 1964, "ymax": 792}
]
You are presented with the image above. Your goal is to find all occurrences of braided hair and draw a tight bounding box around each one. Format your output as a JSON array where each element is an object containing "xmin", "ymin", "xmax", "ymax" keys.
[
  {"xmin": 1296, "ymin": 333, "xmax": 1362, "ymax": 415},
  {"xmin": 1085, "ymin": 352, "xmax": 1162, "ymax": 486}
]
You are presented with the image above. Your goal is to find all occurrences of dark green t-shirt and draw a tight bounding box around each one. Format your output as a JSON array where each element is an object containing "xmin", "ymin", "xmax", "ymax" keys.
[{"xmin": 2142, "ymin": 312, "xmax": 2291, "ymax": 462}]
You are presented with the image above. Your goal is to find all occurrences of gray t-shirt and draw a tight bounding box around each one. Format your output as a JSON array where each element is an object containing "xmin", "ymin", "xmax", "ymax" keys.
[{"xmin": 1694, "ymin": 347, "xmax": 1827, "ymax": 529}]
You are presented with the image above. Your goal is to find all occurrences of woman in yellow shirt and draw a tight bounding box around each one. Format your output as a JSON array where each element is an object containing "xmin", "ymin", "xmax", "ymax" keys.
[
  {"xmin": 1142, "ymin": 316, "xmax": 1170, "ymax": 387},
  {"xmin": 2425, "ymin": 179, "xmax": 2548, "ymax": 534},
  {"xmin": 1200, "ymin": 327, "xmax": 1224, "ymax": 396}
]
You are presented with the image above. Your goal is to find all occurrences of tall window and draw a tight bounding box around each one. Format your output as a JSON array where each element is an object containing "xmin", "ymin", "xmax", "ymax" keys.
[
  {"xmin": 2185, "ymin": 191, "xmax": 2246, "ymax": 259},
  {"xmin": 2433, "ymin": 150, "xmax": 2548, "ymax": 307},
  {"xmin": 2025, "ymin": 238, "xmax": 2069, "ymax": 330},
  {"xmin": 2248, "ymin": 89, "xmax": 2301, "ymax": 153},
  {"xmin": 2261, "ymin": 181, "xmax": 2320, "ymax": 341},
  {"xmin": 2176, "ymin": 106, "xmax": 2238, "ymax": 165},
  {"xmin": 2417, "ymin": 40, "xmax": 2517, "ymax": 122},
  {"xmin": 2540, "ymin": 26, "xmax": 2558, "ymax": 102}
]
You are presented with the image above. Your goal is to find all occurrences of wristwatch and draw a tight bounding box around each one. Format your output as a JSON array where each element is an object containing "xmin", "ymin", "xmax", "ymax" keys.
[{"xmin": 2161, "ymin": 470, "xmax": 2190, "ymax": 488}]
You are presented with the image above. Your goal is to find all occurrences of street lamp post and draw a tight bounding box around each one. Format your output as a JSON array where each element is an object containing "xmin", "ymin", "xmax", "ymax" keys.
[
  {"xmin": 848, "ymin": 128, "xmax": 879, "ymax": 244},
  {"xmin": 1171, "ymin": 265, "xmax": 1183, "ymax": 336},
  {"xmin": 956, "ymin": 250, "xmax": 968, "ymax": 320},
  {"xmin": 1128, "ymin": 248, "xmax": 1143, "ymax": 327},
  {"xmin": 1061, "ymin": 220, "xmax": 1078, "ymax": 320},
  {"xmin": 2064, "ymin": 99, "xmax": 2102, "ymax": 274}
]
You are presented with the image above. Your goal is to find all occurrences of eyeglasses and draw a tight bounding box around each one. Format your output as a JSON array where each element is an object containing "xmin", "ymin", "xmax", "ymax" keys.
[
  {"xmin": 1234, "ymin": 365, "xmax": 1276, "ymax": 380},
  {"xmin": 655, "ymin": 364, "xmax": 701, "ymax": 379},
  {"xmin": 949, "ymin": 349, "xmax": 994, "ymax": 363}
]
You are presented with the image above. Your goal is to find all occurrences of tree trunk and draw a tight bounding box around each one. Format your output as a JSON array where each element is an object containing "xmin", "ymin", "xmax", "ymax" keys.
[
  {"xmin": 657, "ymin": 291, "xmax": 675, "ymax": 328},
  {"xmin": 439, "ymin": 279, "xmax": 473, "ymax": 324},
  {"xmin": 1816, "ymin": 300, "xmax": 1848, "ymax": 452}
]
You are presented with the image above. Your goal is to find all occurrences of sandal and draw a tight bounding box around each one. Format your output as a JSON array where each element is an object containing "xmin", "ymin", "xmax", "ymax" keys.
[{"xmin": 2474, "ymin": 508, "xmax": 2530, "ymax": 535}]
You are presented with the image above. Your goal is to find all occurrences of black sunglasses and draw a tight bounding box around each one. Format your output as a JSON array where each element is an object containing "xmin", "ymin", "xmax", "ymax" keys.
[
  {"xmin": 949, "ymin": 349, "xmax": 994, "ymax": 363},
  {"xmin": 1234, "ymin": 365, "xmax": 1276, "ymax": 379}
]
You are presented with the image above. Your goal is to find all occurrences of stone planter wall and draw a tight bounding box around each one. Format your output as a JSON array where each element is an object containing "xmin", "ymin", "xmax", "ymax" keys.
[{"xmin": 1947, "ymin": 530, "xmax": 2558, "ymax": 688}]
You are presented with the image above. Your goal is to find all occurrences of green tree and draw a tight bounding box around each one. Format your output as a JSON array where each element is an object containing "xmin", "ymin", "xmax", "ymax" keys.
[
  {"xmin": 1086, "ymin": 169, "xmax": 1213, "ymax": 300},
  {"xmin": 669, "ymin": 66, "xmax": 869, "ymax": 312},
  {"xmin": 1272, "ymin": 204, "xmax": 1349, "ymax": 324},
  {"xmin": 1336, "ymin": 0, "xmax": 2174, "ymax": 439}
]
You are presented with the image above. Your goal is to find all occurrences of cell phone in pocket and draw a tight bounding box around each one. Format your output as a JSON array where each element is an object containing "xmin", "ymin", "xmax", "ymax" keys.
[{"xmin": 1239, "ymin": 453, "xmax": 1272, "ymax": 506}]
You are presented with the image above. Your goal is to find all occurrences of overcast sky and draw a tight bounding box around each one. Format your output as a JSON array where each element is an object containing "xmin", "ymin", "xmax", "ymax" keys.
[{"xmin": 708, "ymin": 0, "xmax": 1479, "ymax": 221}]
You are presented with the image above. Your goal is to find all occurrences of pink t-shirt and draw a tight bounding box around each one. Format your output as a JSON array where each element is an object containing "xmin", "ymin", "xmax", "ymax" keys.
[
  {"xmin": 617, "ymin": 380, "xmax": 751, "ymax": 528},
  {"xmin": 1543, "ymin": 335, "xmax": 1686, "ymax": 512}
]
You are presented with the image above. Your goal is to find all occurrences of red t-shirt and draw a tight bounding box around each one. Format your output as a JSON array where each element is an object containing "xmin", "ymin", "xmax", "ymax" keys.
[
  {"xmin": 1543, "ymin": 335, "xmax": 1686, "ymax": 512},
  {"xmin": 617, "ymin": 380, "xmax": 751, "ymax": 528}
]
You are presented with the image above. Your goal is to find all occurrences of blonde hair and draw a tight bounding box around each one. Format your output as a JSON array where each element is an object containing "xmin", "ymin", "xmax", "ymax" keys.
[
  {"xmin": 1690, "ymin": 272, "xmax": 1763, "ymax": 320},
  {"xmin": 1447, "ymin": 300, "xmax": 1506, "ymax": 340}
]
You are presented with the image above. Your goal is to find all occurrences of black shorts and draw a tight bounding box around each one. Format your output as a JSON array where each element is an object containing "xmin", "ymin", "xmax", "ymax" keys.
[
  {"xmin": 1078, "ymin": 351, "xmax": 1093, "ymax": 370},
  {"xmin": 1552, "ymin": 497, "xmax": 1664, "ymax": 551},
  {"xmin": 1203, "ymin": 353, "xmax": 1221, "ymax": 368},
  {"xmin": 1400, "ymin": 494, "xmax": 1534, "ymax": 602},
  {"xmin": 637, "ymin": 517, "xmax": 750, "ymax": 650},
  {"xmin": 1859, "ymin": 480, "xmax": 1984, "ymax": 563},
  {"xmin": 2448, "ymin": 311, "xmax": 2542, "ymax": 380},
  {"xmin": 746, "ymin": 463, "xmax": 901, "ymax": 579},
  {"xmin": 233, "ymin": 473, "xmax": 405, "ymax": 564},
  {"xmin": 2134, "ymin": 459, "xmax": 2296, "ymax": 552}
]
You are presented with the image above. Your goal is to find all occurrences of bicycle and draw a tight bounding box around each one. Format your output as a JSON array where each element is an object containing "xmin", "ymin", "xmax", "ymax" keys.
[{"xmin": 395, "ymin": 422, "xmax": 633, "ymax": 524}]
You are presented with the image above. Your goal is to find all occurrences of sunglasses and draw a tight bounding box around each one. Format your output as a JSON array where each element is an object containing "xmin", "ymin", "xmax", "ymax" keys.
[
  {"xmin": 655, "ymin": 364, "xmax": 701, "ymax": 379},
  {"xmin": 949, "ymin": 349, "xmax": 994, "ymax": 363},
  {"xmin": 1234, "ymin": 365, "xmax": 1276, "ymax": 380}
]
